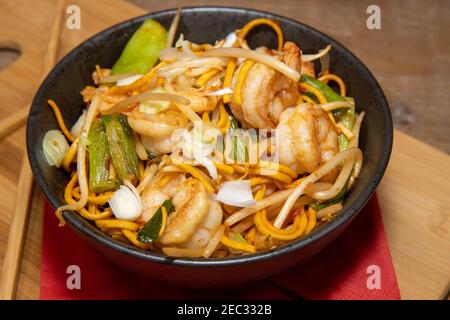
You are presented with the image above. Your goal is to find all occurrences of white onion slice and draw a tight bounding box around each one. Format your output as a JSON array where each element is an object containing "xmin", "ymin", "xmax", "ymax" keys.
[
  {"xmin": 197, "ymin": 157, "xmax": 218, "ymax": 180},
  {"xmin": 109, "ymin": 181, "xmax": 142, "ymax": 221},
  {"xmin": 42, "ymin": 130, "xmax": 70, "ymax": 168},
  {"xmin": 70, "ymin": 110, "xmax": 86, "ymax": 137},
  {"xmin": 303, "ymin": 45, "xmax": 332, "ymax": 62},
  {"xmin": 98, "ymin": 73, "xmax": 139, "ymax": 84},
  {"xmin": 216, "ymin": 180, "xmax": 256, "ymax": 207},
  {"xmin": 116, "ymin": 74, "xmax": 144, "ymax": 86},
  {"xmin": 223, "ymin": 32, "xmax": 237, "ymax": 48}
]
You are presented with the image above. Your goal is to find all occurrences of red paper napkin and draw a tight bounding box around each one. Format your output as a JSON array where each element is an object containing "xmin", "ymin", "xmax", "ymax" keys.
[{"xmin": 40, "ymin": 194, "xmax": 401, "ymax": 300}]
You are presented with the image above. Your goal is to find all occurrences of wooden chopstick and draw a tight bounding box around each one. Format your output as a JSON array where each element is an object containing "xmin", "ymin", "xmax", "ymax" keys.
[
  {"xmin": 0, "ymin": 158, "xmax": 34, "ymax": 299},
  {"xmin": 0, "ymin": 0, "xmax": 65, "ymax": 300},
  {"xmin": 0, "ymin": 107, "xmax": 29, "ymax": 140}
]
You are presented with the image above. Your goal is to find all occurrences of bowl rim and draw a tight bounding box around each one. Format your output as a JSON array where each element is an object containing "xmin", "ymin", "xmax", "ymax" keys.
[{"xmin": 27, "ymin": 5, "xmax": 393, "ymax": 268}]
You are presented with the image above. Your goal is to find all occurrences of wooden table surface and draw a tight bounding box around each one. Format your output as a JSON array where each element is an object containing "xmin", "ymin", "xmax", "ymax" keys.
[{"xmin": 0, "ymin": 0, "xmax": 449, "ymax": 300}]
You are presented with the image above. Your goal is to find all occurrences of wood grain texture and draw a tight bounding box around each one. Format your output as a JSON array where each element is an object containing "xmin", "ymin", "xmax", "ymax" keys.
[
  {"xmin": 0, "ymin": 0, "xmax": 448, "ymax": 300},
  {"xmin": 0, "ymin": 0, "xmax": 64, "ymax": 299},
  {"xmin": 378, "ymin": 131, "xmax": 450, "ymax": 300},
  {"xmin": 0, "ymin": 158, "xmax": 34, "ymax": 299},
  {"xmin": 0, "ymin": 107, "xmax": 29, "ymax": 140}
]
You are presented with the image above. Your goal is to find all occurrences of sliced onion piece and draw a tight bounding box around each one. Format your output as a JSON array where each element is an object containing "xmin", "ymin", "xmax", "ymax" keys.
[
  {"xmin": 109, "ymin": 181, "xmax": 142, "ymax": 221},
  {"xmin": 302, "ymin": 44, "xmax": 332, "ymax": 62},
  {"xmin": 197, "ymin": 157, "xmax": 218, "ymax": 180},
  {"xmin": 99, "ymin": 73, "xmax": 140, "ymax": 84},
  {"xmin": 223, "ymin": 32, "xmax": 237, "ymax": 48},
  {"xmin": 216, "ymin": 180, "xmax": 256, "ymax": 207},
  {"xmin": 320, "ymin": 52, "xmax": 330, "ymax": 74},
  {"xmin": 201, "ymin": 48, "xmax": 300, "ymax": 82},
  {"xmin": 70, "ymin": 110, "xmax": 86, "ymax": 137},
  {"xmin": 103, "ymin": 91, "xmax": 191, "ymax": 114},
  {"xmin": 116, "ymin": 74, "xmax": 144, "ymax": 86},
  {"xmin": 42, "ymin": 130, "xmax": 70, "ymax": 168}
]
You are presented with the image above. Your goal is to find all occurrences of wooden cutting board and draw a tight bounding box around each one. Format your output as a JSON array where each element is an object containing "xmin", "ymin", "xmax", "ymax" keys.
[{"xmin": 0, "ymin": 0, "xmax": 448, "ymax": 300}]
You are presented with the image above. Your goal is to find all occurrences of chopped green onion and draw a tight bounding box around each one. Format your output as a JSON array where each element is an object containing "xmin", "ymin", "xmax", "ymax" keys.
[
  {"xmin": 137, "ymin": 200, "xmax": 174, "ymax": 243},
  {"xmin": 42, "ymin": 130, "xmax": 69, "ymax": 168},
  {"xmin": 88, "ymin": 119, "xmax": 119, "ymax": 193},
  {"xmin": 102, "ymin": 113, "xmax": 139, "ymax": 183}
]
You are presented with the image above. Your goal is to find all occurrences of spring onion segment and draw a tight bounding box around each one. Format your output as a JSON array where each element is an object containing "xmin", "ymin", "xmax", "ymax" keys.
[
  {"xmin": 137, "ymin": 200, "xmax": 174, "ymax": 243},
  {"xmin": 88, "ymin": 119, "xmax": 119, "ymax": 192},
  {"xmin": 42, "ymin": 130, "xmax": 70, "ymax": 168},
  {"xmin": 102, "ymin": 113, "xmax": 140, "ymax": 183}
]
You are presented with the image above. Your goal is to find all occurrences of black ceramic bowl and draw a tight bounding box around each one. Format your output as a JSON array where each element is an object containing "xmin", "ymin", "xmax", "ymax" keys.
[{"xmin": 27, "ymin": 7, "xmax": 392, "ymax": 288}]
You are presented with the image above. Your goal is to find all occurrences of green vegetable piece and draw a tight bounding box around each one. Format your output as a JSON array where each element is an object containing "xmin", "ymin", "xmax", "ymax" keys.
[
  {"xmin": 224, "ymin": 107, "xmax": 250, "ymax": 163},
  {"xmin": 300, "ymin": 74, "xmax": 356, "ymax": 151},
  {"xmin": 300, "ymin": 74, "xmax": 346, "ymax": 103},
  {"xmin": 102, "ymin": 113, "xmax": 139, "ymax": 183},
  {"xmin": 337, "ymin": 98, "xmax": 356, "ymax": 151},
  {"xmin": 111, "ymin": 19, "xmax": 167, "ymax": 75},
  {"xmin": 338, "ymin": 134, "xmax": 349, "ymax": 152},
  {"xmin": 137, "ymin": 200, "xmax": 174, "ymax": 243},
  {"xmin": 232, "ymin": 132, "xmax": 248, "ymax": 163},
  {"xmin": 88, "ymin": 120, "xmax": 119, "ymax": 192}
]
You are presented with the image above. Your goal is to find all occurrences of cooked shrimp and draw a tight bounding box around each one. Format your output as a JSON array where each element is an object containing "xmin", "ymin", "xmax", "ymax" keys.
[
  {"xmin": 127, "ymin": 109, "xmax": 189, "ymax": 138},
  {"xmin": 139, "ymin": 186, "xmax": 169, "ymax": 223},
  {"xmin": 138, "ymin": 174, "xmax": 186, "ymax": 223},
  {"xmin": 139, "ymin": 176, "xmax": 222, "ymax": 248},
  {"xmin": 179, "ymin": 91, "xmax": 220, "ymax": 112},
  {"xmin": 276, "ymin": 103, "xmax": 339, "ymax": 181},
  {"xmin": 141, "ymin": 135, "xmax": 176, "ymax": 155},
  {"xmin": 183, "ymin": 198, "xmax": 223, "ymax": 249},
  {"xmin": 160, "ymin": 178, "xmax": 210, "ymax": 245},
  {"xmin": 230, "ymin": 41, "xmax": 301, "ymax": 129}
]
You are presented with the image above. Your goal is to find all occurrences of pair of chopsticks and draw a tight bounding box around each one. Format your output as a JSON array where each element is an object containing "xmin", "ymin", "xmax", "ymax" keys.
[{"xmin": 0, "ymin": 0, "xmax": 64, "ymax": 300}]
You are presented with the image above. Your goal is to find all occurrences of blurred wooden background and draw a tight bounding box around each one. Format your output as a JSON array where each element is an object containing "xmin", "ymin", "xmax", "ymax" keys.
[
  {"xmin": 0, "ymin": 0, "xmax": 448, "ymax": 300},
  {"xmin": 128, "ymin": 0, "xmax": 450, "ymax": 154}
]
